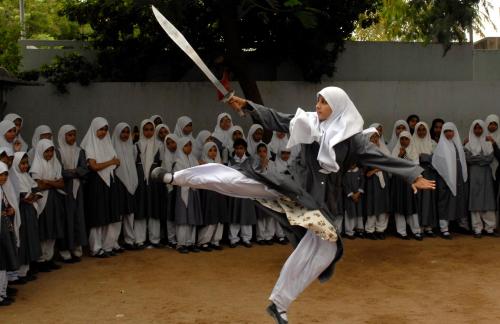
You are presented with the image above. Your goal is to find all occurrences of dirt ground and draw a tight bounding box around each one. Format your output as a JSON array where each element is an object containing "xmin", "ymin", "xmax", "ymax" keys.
[{"xmin": 3, "ymin": 234, "xmax": 500, "ymax": 323}]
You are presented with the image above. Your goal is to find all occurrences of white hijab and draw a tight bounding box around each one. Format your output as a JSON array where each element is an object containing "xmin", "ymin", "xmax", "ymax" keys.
[
  {"xmin": 154, "ymin": 124, "xmax": 170, "ymax": 159},
  {"xmin": 30, "ymin": 139, "xmax": 63, "ymax": 215},
  {"xmin": 137, "ymin": 119, "xmax": 159, "ymax": 184},
  {"xmin": 162, "ymin": 133, "xmax": 179, "ymax": 172},
  {"xmin": 174, "ymin": 137, "xmax": 198, "ymax": 206},
  {"xmin": 363, "ymin": 128, "xmax": 388, "ymax": 188},
  {"xmin": 247, "ymin": 124, "xmax": 266, "ymax": 157},
  {"xmin": 412, "ymin": 122, "xmax": 434, "ymax": 155},
  {"xmin": 227, "ymin": 125, "xmax": 245, "ymax": 155},
  {"xmin": 212, "ymin": 113, "xmax": 233, "ymax": 148},
  {"xmin": 0, "ymin": 161, "xmax": 21, "ymax": 246},
  {"xmin": 57, "ymin": 125, "xmax": 82, "ymax": 199},
  {"xmin": 465, "ymin": 119, "xmax": 493, "ymax": 156},
  {"xmin": 432, "ymin": 122, "xmax": 468, "ymax": 196},
  {"xmin": 387, "ymin": 120, "xmax": 409, "ymax": 152},
  {"xmin": 28, "ymin": 125, "xmax": 53, "ymax": 162},
  {"xmin": 391, "ymin": 131, "xmax": 418, "ymax": 161},
  {"xmin": 112, "ymin": 123, "xmax": 139, "ymax": 195},
  {"xmin": 485, "ymin": 114, "xmax": 500, "ymax": 179},
  {"xmin": 150, "ymin": 114, "xmax": 163, "ymax": 125},
  {"xmin": 274, "ymin": 148, "xmax": 292, "ymax": 175},
  {"xmin": 3, "ymin": 113, "xmax": 28, "ymax": 151},
  {"xmin": 174, "ymin": 116, "xmax": 194, "ymax": 140},
  {"xmin": 80, "ymin": 117, "xmax": 117, "ymax": 187},
  {"xmin": 193, "ymin": 130, "xmax": 211, "ymax": 160},
  {"xmin": 287, "ymin": 87, "xmax": 364, "ymax": 174},
  {"xmin": 201, "ymin": 141, "xmax": 222, "ymax": 164},
  {"xmin": 10, "ymin": 152, "xmax": 37, "ymax": 195},
  {"xmin": 0, "ymin": 120, "xmax": 16, "ymax": 150}
]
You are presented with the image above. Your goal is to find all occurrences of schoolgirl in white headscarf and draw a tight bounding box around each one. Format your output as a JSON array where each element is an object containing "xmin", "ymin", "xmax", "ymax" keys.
[
  {"xmin": 174, "ymin": 116, "xmax": 194, "ymax": 141},
  {"xmin": 28, "ymin": 125, "xmax": 53, "ymax": 163},
  {"xmin": 154, "ymin": 124, "xmax": 170, "ymax": 159},
  {"xmin": 0, "ymin": 120, "xmax": 18, "ymax": 152},
  {"xmin": 485, "ymin": 114, "xmax": 500, "ymax": 180},
  {"xmin": 3, "ymin": 113, "xmax": 28, "ymax": 151},
  {"xmin": 212, "ymin": 113, "xmax": 233, "ymax": 148},
  {"xmin": 387, "ymin": 120, "xmax": 409, "ymax": 152},
  {"xmin": 192, "ymin": 130, "xmax": 212, "ymax": 161}
]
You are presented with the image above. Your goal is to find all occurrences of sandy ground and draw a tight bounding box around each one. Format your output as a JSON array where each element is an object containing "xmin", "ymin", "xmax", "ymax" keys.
[{"xmin": 3, "ymin": 234, "xmax": 500, "ymax": 323}]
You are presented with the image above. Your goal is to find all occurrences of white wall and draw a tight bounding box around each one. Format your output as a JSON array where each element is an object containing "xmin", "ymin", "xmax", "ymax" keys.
[{"xmin": 5, "ymin": 81, "xmax": 499, "ymax": 142}]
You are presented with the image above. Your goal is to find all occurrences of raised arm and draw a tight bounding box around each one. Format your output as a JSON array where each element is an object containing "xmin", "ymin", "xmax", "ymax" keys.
[{"xmin": 227, "ymin": 96, "xmax": 293, "ymax": 133}]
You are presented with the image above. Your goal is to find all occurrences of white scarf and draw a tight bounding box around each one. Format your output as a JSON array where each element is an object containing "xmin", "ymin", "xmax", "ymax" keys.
[
  {"xmin": 174, "ymin": 137, "xmax": 199, "ymax": 206},
  {"xmin": 112, "ymin": 123, "xmax": 139, "ymax": 195},
  {"xmin": 80, "ymin": 117, "xmax": 117, "ymax": 187},
  {"xmin": 387, "ymin": 120, "xmax": 409, "ymax": 152},
  {"xmin": 154, "ymin": 124, "xmax": 170, "ymax": 159},
  {"xmin": 212, "ymin": 112, "xmax": 233, "ymax": 148},
  {"xmin": 193, "ymin": 130, "xmax": 211, "ymax": 160},
  {"xmin": 391, "ymin": 131, "xmax": 418, "ymax": 161},
  {"xmin": 274, "ymin": 148, "xmax": 292, "ymax": 175},
  {"xmin": 30, "ymin": 139, "xmax": 63, "ymax": 215},
  {"xmin": 0, "ymin": 161, "xmax": 21, "ymax": 246},
  {"xmin": 174, "ymin": 116, "xmax": 194, "ymax": 140},
  {"xmin": 150, "ymin": 114, "xmax": 164, "ymax": 125},
  {"xmin": 465, "ymin": 119, "xmax": 493, "ymax": 156},
  {"xmin": 28, "ymin": 125, "xmax": 52, "ymax": 162},
  {"xmin": 0, "ymin": 120, "xmax": 16, "ymax": 150},
  {"xmin": 432, "ymin": 122, "xmax": 468, "ymax": 196},
  {"xmin": 227, "ymin": 125, "xmax": 245, "ymax": 155},
  {"xmin": 286, "ymin": 87, "xmax": 364, "ymax": 174},
  {"xmin": 247, "ymin": 124, "xmax": 267, "ymax": 158},
  {"xmin": 363, "ymin": 128, "xmax": 387, "ymax": 188},
  {"xmin": 201, "ymin": 142, "xmax": 222, "ymax": 164},
  {"xmin": 162, "ymin": 134, "xmax": 179, "ymax": 172},
  {"xmin": 3, "ymin": 113, "xmax": 28, "ymax": 151},
  {"xmin": 137, "ymin": 119, "xmax": 159, "ymax": 184},
  {"xmin": 57, "ymin": 125, "xmax": 81, "ymax": 199},
  {"xmin": 10, "ymin": 152, "xmax": 38, "ymax": 195},
  {"xmin": 412, "ymin": 121, "xmax": 434, "ymax": 155},
  {"xmin": 486, "ymin": 114, "xmax": 500, "ymax": 179}
]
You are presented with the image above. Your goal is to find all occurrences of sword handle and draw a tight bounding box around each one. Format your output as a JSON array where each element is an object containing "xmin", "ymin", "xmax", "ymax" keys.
[{"xmin": 221, "ymin": 90, "xmax": 245, "ymax": 117}]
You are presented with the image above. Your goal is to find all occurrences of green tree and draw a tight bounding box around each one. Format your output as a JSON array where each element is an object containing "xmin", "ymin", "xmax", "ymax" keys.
[{"xmin": 0, "ymin": 3, "xmax": 21, "ymax": 72}]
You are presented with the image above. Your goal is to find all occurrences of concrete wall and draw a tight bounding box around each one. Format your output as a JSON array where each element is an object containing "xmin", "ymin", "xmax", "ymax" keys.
[{"xmin": 5, "ymin": 81, "xmax": 499, "ymax": 142}]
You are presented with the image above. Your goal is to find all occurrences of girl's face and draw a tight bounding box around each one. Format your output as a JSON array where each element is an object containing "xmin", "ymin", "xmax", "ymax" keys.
[
  {"xmin": 120, "ymin": 127, "xmax": 130, "ymax": 142},
  {"xmin": 234, "ymin": 145, "xmax": 245, "ymax": 158},
  {"xmin": 158, "ymin": 127, "xmax": 169, "ymax": 141},
  {"xmin": 207, "ymin": 145, "xmax": 218, "ymax": 160},
  {"xmin": 43, "ymin": 147, "xmax": 55, "ymax": 161},
  {"xmin": 14, "ymin": 118, "xmax": 22, "ymax": 133},
  {"xmin": 277, "ymin": 132, "xmax": 286, "ymax": 139},
  {"xmin": 408, "ymin": 117, "xmax": 418, "ymax": 129},
  {"xmin": 142, "ymin": 122, "xmax": 155, "ymax": 139},
  {"xmin": 488, "ymin": 122, "xmax": 498, "ymax": 133},
  {"xmin": 19, "ymin": 157, "xmax": 29, "ymax": 173},
  {"xmin": 444, "ymin": 130, "xmax": 455, "ymax": 140},
  {"xmin": 280, "ymin": 151, "xmax": 291, "ymax": 161},
  {"xmin": 183, "ymin": 122, "xmax": 193, "ymax": 136},
  {"xmin": 417, "ymin": 125, "xmax": 427, "ymax": 139},
  {"xmin": 153, "ymin": 117, "xmax": 163, "ymax": 126},
  {"xmin": 4, "ymin": 127, "xmax": 17, "ymax": 143},
  {"xmin": 396, "ymin": 124, "xmax": 406, "ymax": 136},
  {"xmin": 370, "ymin": 133, "xmax": 380, "ymax": 145},
  {"xmin": 96, "ymin": 126, "xmax": 108, "ymax": 139},
  {"xmin": 65, "ymin": 130, "xmax": 77, "ymax": 146},
  {"xmin": 376, "ymin": 125, "xmax": 383, "ymax": 135},
  {"xmin": 0, "ymin": 172, "xmax": 8, "ymax": 186},
  {"xmin": 252, "ymin": 128, "xmax": 263, "ymax": 142},
  {"xmin": 182, "ymin": 142, "xmax": 192, "ymax": 155},
  {"xmin": 315, "ymin": 95, "xmax": 333, "ymax": 121},
  {"xmin": 232, "ymin": 130, "xmax": 243, "ymax": 141},
  {"xmin": 166, "ymin": 138, "xmax": 177, "ymax": 152},
  {"xmin": 220, "ymin": 116, "xmax": 232, "ymax": 131},
  {"xmin": 40, "ymin": 132, "xmax": 52, "ymax": 140},
  {"xmin": 400, "ymin": 136, "xmax": 410, "ymax": 148},
  {"xmin": 433, "ymin": 122, "xmax": 443, "ymax": 136},
  {"xmin": 473, "ymin": 123, "xmax": 483, "ymax": 137},
  {"xmin": 257, "ymin": 147, "xmax": 268, "ymax": 159}
]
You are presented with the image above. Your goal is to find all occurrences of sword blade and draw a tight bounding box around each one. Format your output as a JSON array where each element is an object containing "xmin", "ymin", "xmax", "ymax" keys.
[{"xmin": 152, "ymin": 5, "xmax": 229, "ymax": 96}]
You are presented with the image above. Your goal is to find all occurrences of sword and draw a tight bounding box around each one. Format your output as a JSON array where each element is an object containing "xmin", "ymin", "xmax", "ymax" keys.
[{"xmin": 152, "ymin": 5, "xmax": 238, "ymax": 108}]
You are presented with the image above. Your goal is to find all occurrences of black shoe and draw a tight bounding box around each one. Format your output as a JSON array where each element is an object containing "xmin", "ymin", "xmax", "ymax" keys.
[
  {"xmin": 229, "ymin": 242, "xmax": 238, "ymax": 248},
  {"xmin": 189, "ymin": 246, "xmax": 201, "ymax": 253},
  {"xmin": 123, "ymin": 243, "xmax": 136, "ymax": 251},
  {"xmin": 62, "ymin": 258, "xmax": 76, "ymax": 264},
  {"xmin": 37, "ymin": 262, "xmax": 52, "ymax": 272},
  {"xmin": 71, "ymin": 256, "xmax": 82, "ymax": 263},
  {"xmin": 257, "ymin": 240, "xmax": 266, "ymax": 245},
  {"xmin": 485, "ymin": 231, "xmax": 499, "ymax": 237},
  {"xmin": 345, "ymin": 234, "xmax": 356, "ymax": 240},
  {"xmin": 48, "ymin": 260, "xmax": 62, "ymax": 270},
  {"xmin": 365, "ymin": 232, "xmax": 377, "ymax": 240},
  {"xmin": 266, "ymin": 303, "xmax": 288, "ymax": 324},
  {"xmin": 397, "ymin": 233, "xmax": 410, "ymax": 240},
  {"xmin": 265, "ymin": 240, "xmax": 274, "ymax": 246},
  {"xmin": 113, "ymin": 246, "xmax": 126, "ymax": 253},
  {"xmin": 242, "ymin": 242, "xmax": 253, "ymax": 248},
  {"xmin": 166, "ymin": 242, "xmax": 177, "ymax": 249},
  {"xmin": 199, "ymin": 244, "xmax": 213, "ymax": 252},
  {"xmin": 10, "ymin": 277, "xmax": 27, "ymax": 285},
  {"xmin": 355, "ymin": 231, "xmax": 365, "ymax": 239},
  {"xmin": 94, "ymin": 250, "xmax": 109, "ymax": 258},
  {"xmin": 177, "ymin": 246, "xmax": 189, "ymax": 254},
  {"xmin": 425, "ymin": 230, "xmax": 436, "ymax": 238},
  {"xmin": 106, "ymin": 250, "xmax": 118, "ymax": 257},
  {"xmin": 24, "ymin": 274, "xmax": 37, "ymax": 282},
  {"xmin": 474, "ymin": 233, "xmax": 482, "ymax": 239},
  {"xmin": 440, "ymin": 232, "xmax": 453, "ymax": 240},
  {"xmin": 414, "ymin": 233, "xmax": 424, "ymax": 241},
  {"xmin": 6, "ymin": 287, "xmax": 17, "ymax": 296},
  {"xmin": 135, "ymin": 243, "xmax": 146, "ymax": 250},
  {"xmin": 0, "ymin": 298, "xmax": 12, "ymax": 306},
  {"xmin": 277, "ymin": 237, "xmax": 288, "ymax": 245},
  {"xmin": 209, "ymin": 243, "xmax": 224, "ymax": 251},
  {"xmin": 375, "ymin": 232, "xmax": 386, "ymax": 240},
  {"xmin": 150, "ymin": 243, "xmax": 164, "ymax": 249}
]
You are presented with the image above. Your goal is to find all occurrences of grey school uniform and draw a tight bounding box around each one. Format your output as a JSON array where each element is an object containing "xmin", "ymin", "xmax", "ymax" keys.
[
  {"xmin": 84, "ymin": 172, "xmax": 121, "ymax": 228},
  {"xmin": 56, "ymin": 150, "xmax": 89, "ymax": 252},
  {"xmin": 38, "ymin": 189, "xmax": 65, "ymax": 242},
  {"xmin": 364, "ymin": 168, "xmax": 390, "ymax": 234},
  {"xmin": 416, "ymin": 154, "xmax": 438, "ymax": 228},
  {"xmin": 0, "ymin": 215, "xmax": 19, "ymax": 272},
  {"xmin": 134, "ymin": 147, "xmax": 162, "ymax": 221},
  {"xmin": 342, "ymin": 168, "xmax": 365, "ymax": 235},
  {"xmin": 18, "ymin": 193, "xmax": 42, "ymax": 265}
]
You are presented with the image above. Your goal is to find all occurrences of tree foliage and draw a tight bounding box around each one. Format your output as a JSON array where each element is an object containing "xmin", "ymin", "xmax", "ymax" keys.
[{"xmin": 0, "ymin": 2, "xmax": 21, "ymax": 72}]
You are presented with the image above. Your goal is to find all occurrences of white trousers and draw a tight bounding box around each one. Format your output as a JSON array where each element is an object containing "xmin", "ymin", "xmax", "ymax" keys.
[
  {"xmin": 228, "ymin": 224, "xmax": 252, "ymax": 244},
  {"xmin": 17, "ymin": 264, "xmax": 30, "ymax": 277},
  {"xmin": 365, "ymin": 213, "xmax": 389, "ymax": 233},
  {"xmin": 471, "ymin": 211, "xmax": 496, "ymax": 234},
  {"xmin": 0, "ymin": 271, "xmax": 6, "ymax": 299},
  {"xmin": 38, "ymin": 239, "xmax": 55, "ymax": 262},
  {"xmin": 269, "ymin": 230, "xmax": 337, "ymax": 311},
  {"xmin": 166, "ymin": 220, "xmax": 177, "ymax": 244},
  {"xmin": 134, "ymin": 219, "xmax": 147, "ymax": 245},
  {"xmin": 344, "ymin": 214, "xmax": 364, "ymax": 236},
  {"xmin": 59, "ymin": 246, "xmax": 83, "ymax": 260},
  {"xmin": 106, "ymin": 221, "xmax": 122, "ymax": 250},
  {"xmin": 257, "ymin": 214, "xmax": 276, "ymax": 241},
  {"xmin": 122, "ymin": 213, "xmax": 135, "ymax": 245},
  {"xmin": 89, "ymin": 225, "xmax": 117, "ymax": 254},
  {"xmin": 395, "ymin": 213, "xmax": 421, "ymax": 235},
  {"xmin": 274, "ymin": 220, "xmax": 285, "ymax": 239},
  {"xmin": 198, "ymin": 223, "xmax": 224, "ymax": 245},
  {"xmin": 176, "ymin": 225, "xmax": 196, "ymax": 246},
  {"xmin": 148, "ymin": 218, "xmax": 161, "ymax": 244}
]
